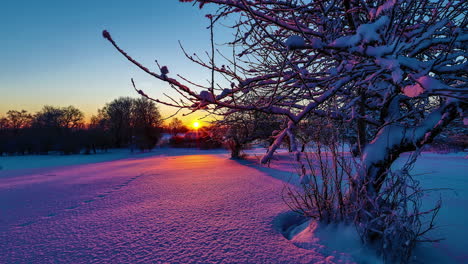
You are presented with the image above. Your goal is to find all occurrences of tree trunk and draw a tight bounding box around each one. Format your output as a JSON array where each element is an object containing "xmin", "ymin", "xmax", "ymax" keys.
[
  {"xmin": 356, "ymin": 89, "xmax": 367, "ymax": 156},
  {"xmin": 230, "ymin": 140, "xmax": 242, "ymax": 159},
  {"xmin": 360, "ymin": 101, "xmax": 459, "ymax": 196}
]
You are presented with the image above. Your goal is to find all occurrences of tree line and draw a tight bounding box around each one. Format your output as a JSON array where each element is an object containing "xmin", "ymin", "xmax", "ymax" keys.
[{"xmin": 0, "ymin": 97, "xmax": 163, "ymax": 155}]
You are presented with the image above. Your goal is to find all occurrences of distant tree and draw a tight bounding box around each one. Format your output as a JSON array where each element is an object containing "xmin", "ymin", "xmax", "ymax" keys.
[
  {"xmin": 32, "ymin": 106, "xmax": 65, "ymax": 129},
  {"xmin": 214, "ymin": 111, "xmax": 282, "ymax": 158},
  {"xmin": 0, "ymin": 117, "xmax": 9, "ymax": 155},
  {"xmin": 61, "ymin": 106, "xmax": 85, "ymax": 129},
  {"xmin": 0, "ymin": 117, "xmax": 8, "ymax": 130},
  {"xmin": 431, "ymin": 116, "xmax": 468, "ymax": 152},
  {"xmin": 131, "ymin": 97, "xmax": 163, "ymax": 151},
  {"xmin": 0, "ymin": 110, "xmax": 33, "ymax": 154},
  {"xmin": 5, "ymin": 110, "xmax": 32, "ymax": 132},
  {"xmin": 0, "ymin": 102, "xmax": 160, "ymax": 155},
  {"xmin": 294, "ymin": 114, "xmax": 349, "ymax": 152},
  {"xmin": 31, "ymin": 105, "xmax": 85, "ymax": 154},
  {"xmin": 168, "ymin": 118, "xmax": 188, "ymax": 135},
  {"xmin": 94, "ymin": 97, "xmax": 163, "ymax": 150},
  {"xmin": 101, "ymin": 97, "xmax": 134, "ymax": 148},
  {"xmin": 82, "ymin": 110, "xmax": 109, "ymax": 154},
  {"xmin": 89, "ymin": 108, "xmax": 109, "ymax": 130},
  {"xmin": 32, "ymin": 106, "xmax": 83, "ymax": 129}
]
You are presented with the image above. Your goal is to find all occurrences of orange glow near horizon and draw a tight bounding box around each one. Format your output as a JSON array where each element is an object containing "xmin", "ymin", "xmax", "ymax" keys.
[{"xmin": 192, "ymin": 121, "xmax": 200, "ymax": 129}]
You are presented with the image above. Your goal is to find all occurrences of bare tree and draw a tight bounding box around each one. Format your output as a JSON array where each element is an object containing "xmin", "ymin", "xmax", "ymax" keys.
[
  {"xmin": 101, "ymin": 97, "xmax": 134, "ymax": 148},
  {"xmin": 104, "ymin": 0, "xmax": 466, "ymax": 187},
  {"xmin": 103, "ymin": 0, "xmax": 466, "ymax": 261},
  {"xmin": 33, "ymin": 106, "xmax": 84, "ymax": 129},
  {"xmin": 213, "ymin": 111, "xmax": 282, "ymax": 158},
  {"xmin": 168, "ymin": 118, "xmax": 188, "ymax": 136},
  {"xmin": 5, "ymin": 110, "xmax": 32, "ymax": 133},
  {"xmin": 132, "ymin": 97, "xmax": 163, "ymax": 150},
  {"xmin": 61, "ymin": 106, "xmax": 85, "ymax": 129}
]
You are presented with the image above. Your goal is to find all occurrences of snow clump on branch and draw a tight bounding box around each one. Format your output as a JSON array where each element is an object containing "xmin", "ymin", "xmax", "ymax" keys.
[{"xmin": 285, "ymin": 35, "xmax": 306, "ymax": 50}]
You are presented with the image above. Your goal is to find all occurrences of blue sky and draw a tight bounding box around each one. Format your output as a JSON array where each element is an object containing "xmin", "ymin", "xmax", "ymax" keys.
[{"xmin": 0, "ymin": 0, "xmax": 231, "ymax": 124}]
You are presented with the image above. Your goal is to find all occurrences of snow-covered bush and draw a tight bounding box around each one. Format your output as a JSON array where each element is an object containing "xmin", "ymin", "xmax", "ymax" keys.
[
  {"xmin": 283, "ymin": 119, "xmax": 354, "ymax": 223},
  {"xmin": 353, "ymin": 153, "xmax": 442, "ymax": 263},
  {"xmin": 285, "ymin": 122, "xmax": 442, "ymax": 262}
]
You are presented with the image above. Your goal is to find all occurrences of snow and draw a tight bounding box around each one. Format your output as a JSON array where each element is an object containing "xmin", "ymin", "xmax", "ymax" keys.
[
  {"xmin": 403, "ymin": 83, "xmax": 424, "ymax": 97},
  {"xmin": 362, "ymin": 102, "xmax": 450, "ymax": 170},
  {"xmin": 331, "ymin": 34, "xmax": 360, "ymax": 49},
  {"xmin": 393, "ymin": 152, "xmax": 468, "ymax": 264},
  {"xmin": 362, "ymin": 125, "xmax": 406, "ymax": 168},
  {"xmin": 199, "ymin": 90, "xmax": 214, "ymax": 102},
  {"xmin": 403, "ymin": 76, "xmax": 445, "ymax": 97},
  {"xmin": 216, "ymin": 88, "xmax": 232, "ymax": 99},
  {"xmin": 288, "ymin": 221, "xmax": 383, "ymax": 264},
  {"xmin": 285, "ymin": 35, "xmax": 306, "ymax": 50},
  {"xmin": 0, "ymin": 148, "xmax": 226, "ymax": 178},
  {"xmin": 357, "ymin": 16, "xmax": 389, "ymax": 43},
  {"xmin": 375, "ymin": 58, "xmax": 403, "ymax": 84},
  {"xmin": 0, "ymin": 150, "xmax": 326, "ymax": 263},
  {"xmin": 250, "ymin": 150, "xmax": 468, "ymax": 263},
  {"xmin": 1, "ymin": 149, "xmax": 467, "ymax": 263},
  {"xmin": 331, "ymin": 16, "xmax": 389, "ymax": 49},
  {"xmin": 369, "ymin": 0, "xmax": 397, "ymax": 20},
  {"xmin": 160, "ymin": 65, "xmax": 169, "ymax": 75},
  {"xmin": 0, "ymin": 149, "xmax": 138, "ymax": 173},
  {"xmin": 417, "ymin": 75, "xmax": 447, "ymax": 92}
]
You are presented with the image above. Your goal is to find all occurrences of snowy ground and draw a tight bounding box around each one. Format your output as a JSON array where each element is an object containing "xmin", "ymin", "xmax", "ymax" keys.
[
  {"xmin": 0, "ymin": 149, "xmax": 467, "ymax": 263},
  {"xmin": 0, "ymin": 147, "xmax": 227, "ymax": 174}
]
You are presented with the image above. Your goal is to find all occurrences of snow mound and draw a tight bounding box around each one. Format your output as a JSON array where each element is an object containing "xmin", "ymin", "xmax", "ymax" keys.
[
  {"xmin": 279, "ymin": 216, "xmax": 383, "ymax": 264},
  {"xmin": 273, "ymin": 211, "xmax": 309, "ymax": 240}
]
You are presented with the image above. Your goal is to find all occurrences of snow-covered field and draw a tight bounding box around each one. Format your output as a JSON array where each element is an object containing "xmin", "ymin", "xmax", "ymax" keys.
[{"xmin": 0, "ymin": 149, "xmax": 466, "ymax": 263}]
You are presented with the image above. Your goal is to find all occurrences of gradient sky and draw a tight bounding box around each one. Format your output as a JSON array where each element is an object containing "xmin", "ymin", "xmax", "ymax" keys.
[{"xmin": 0, "ymin": 0, "xmax": 231, "ymax": 125}]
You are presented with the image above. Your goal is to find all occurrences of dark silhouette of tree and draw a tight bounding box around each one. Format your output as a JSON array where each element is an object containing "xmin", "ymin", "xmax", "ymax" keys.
[
  {"xmin": 86, "ymin": 109, "xmax": 112, "ymax": 153},
  {"xmin": 0, "ymin": 117, "xmax": 8, "ymax": 130},
  {"xmin": 31, "ymin": 105, "xmax": 85, "ymax": 154},
  {"xmin": 214, "ymin": 111, "xmax": 282, "ymax": 158},
  {"xmin": 101, "ymin": 97, "xmax": 133, "ymax": 148},
  {"xmin": 5, "ymin": 110, "xmax": 32, "ymax": 133},
  {"xmin": 167, "ymin": 118, "xmax": 188, "ymax": 136},
  {"xmin": 0, "ymin": 101, "xmax": 162, "ymax": 155},
  {"xmin": 32, "ymin": 106, "xmax": 64, "ymax": 129},
  {"xmin": 131, "ymin": 97, "xmax": 162, "ymax": 151},
  {"xmin": 96, "ymin": 97, "xmax": 163, "ymax": 150},
  {"xmin": 61, "ymin": 106, "xmax": 85, "ymax": 129}
]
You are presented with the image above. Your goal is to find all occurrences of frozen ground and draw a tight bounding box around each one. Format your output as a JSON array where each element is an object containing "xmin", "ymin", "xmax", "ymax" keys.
[
  {"xmin": 1, "ymin": 150, "xmax": 330, "ymax": 263},
  {"xmin": 0, "ymin": 149, "xmax": 467, "ymax": 263},
  {"xmin": 0, "ymin": 147, "xmax": 227, "ymax": 174}
]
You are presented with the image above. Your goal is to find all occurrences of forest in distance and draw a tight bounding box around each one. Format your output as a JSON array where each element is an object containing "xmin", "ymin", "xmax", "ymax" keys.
[
  {"xmin": 0, "ymin": 97, "xmax": 177, "ymax": 155},
  {"xmin": 1, "ymin": 96, "xmax": 465, "ymax": 157}
]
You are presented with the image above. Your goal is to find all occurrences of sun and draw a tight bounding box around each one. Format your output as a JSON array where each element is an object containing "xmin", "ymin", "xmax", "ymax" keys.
[{"xmin": 192, "ymin": 121, "xmax": 200, "ymax": 129}]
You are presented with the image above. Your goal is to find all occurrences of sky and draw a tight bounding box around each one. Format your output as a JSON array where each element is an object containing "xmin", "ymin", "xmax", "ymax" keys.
[{"xmin": 0, "ymin": 0, "xmax": 232, "ymax": 125}]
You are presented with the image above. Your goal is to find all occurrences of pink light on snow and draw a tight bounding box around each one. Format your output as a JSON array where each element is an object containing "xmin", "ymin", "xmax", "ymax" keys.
[{"xmin": 402, "ymin": 83, "xmax": 424, "ymax": 97}]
